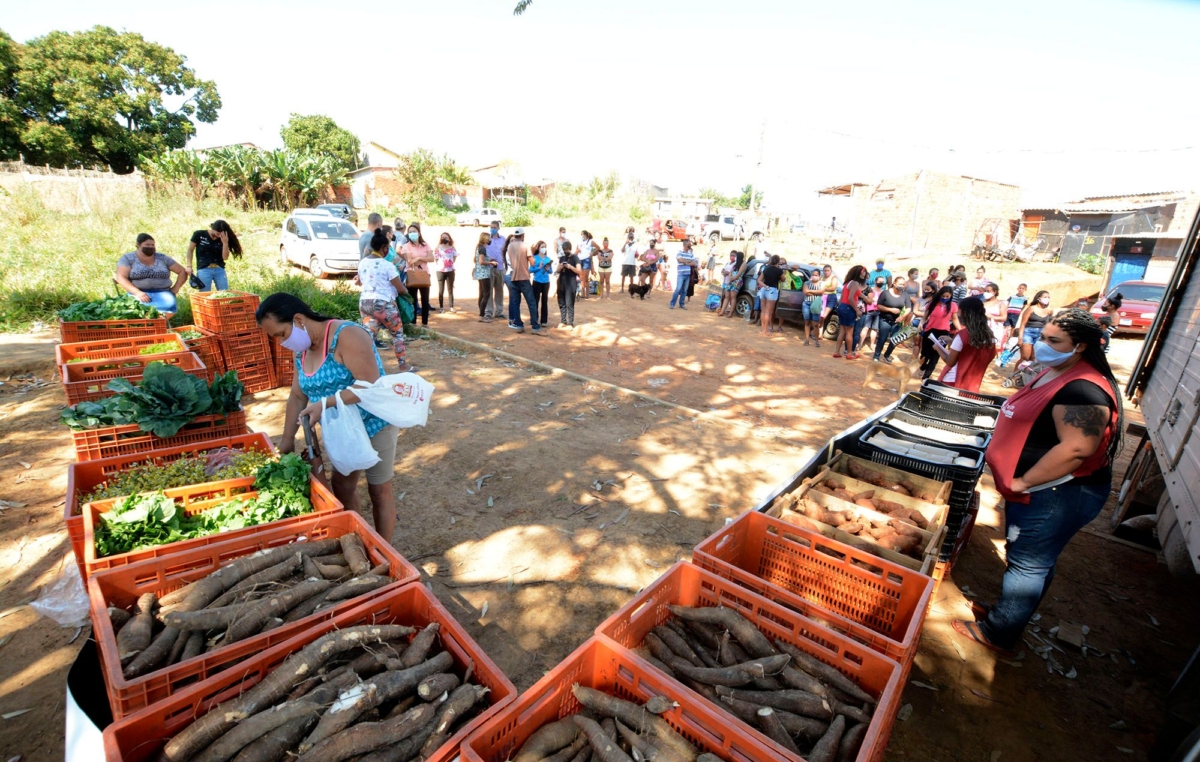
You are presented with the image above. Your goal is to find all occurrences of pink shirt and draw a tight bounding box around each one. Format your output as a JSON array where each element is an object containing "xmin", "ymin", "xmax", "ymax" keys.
[
  {"xmin": 434, "ymin": 245, "xmax": 457, "ymax": 273},
  {"xmin": 401, "ymin": 242, "xmax": 433, "ymax": 272}
]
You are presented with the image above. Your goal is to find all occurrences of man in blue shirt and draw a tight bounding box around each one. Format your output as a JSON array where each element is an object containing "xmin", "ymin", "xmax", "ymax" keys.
[
  {"xmin": 358, "ymin": 212, "xmax": 383, "ymax": 259},
  {"xmin": 871, "ymin": 259, "xmax": 892, "ymax": 285},
  {"xmin": 669, "ymin": 239, "xmax": 698, "ymax": 309},
  {"xmin": 484, "ymin": 221, "xmax": 507, "ymax": 319}
]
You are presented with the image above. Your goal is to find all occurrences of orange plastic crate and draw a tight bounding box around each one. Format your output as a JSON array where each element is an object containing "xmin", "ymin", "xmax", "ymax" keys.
[
  {"xmin": 64, "ymin": 432, "xmax": 276, "ymax": 577},
  {"xmin": 70, "ymin": 410, "xmax": 247, "ymax": 462},
  {"xmin": 59, "ymin": 316, "xmax": 170, "ymax": 344},
  {"xmin": 103, "ymin": 583, "xmax": 511, "ymax": 757},
  {"xmin": 62, "ymin": 351, "xmax": 207, "ymax": 405},
  {"xmin": 271, "ymin": 340, "xmax": 296, "ymax": 389},
  {"xmin": 692, "ymin": 511, "xmax": 934, "ymax": 669},
  {"xmin": 216, "ymin": 328, "xmax": 273, "ymax": 393},
  {"xmin": 54, "ymin": 334, "xmax": 186, "ymax": 369},
  {"xmin": 464, "ymin": 637, "xmax": 786, "ymax": 762},
  {"xmin": 173, "ymin": 325, "xmax": 226, "ymax": 377},
  {"xmin": 81, "ymin": 472, "xmax": 341, "ymax": 578},
  {"xmin": 595, "ymin": 562, "xmax": 903, "ymax": 762},
  {"xmin": 89, "ymin": 512, "xmax": 422, "ymax": 719},
  {"xmin": 192, "ymin": 290, "xmax": 260, "ymax": 333}
]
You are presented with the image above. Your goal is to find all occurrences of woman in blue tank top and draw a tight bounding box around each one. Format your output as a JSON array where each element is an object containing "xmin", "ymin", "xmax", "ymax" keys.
[{"xmin": 256, "ymin": 293, "xmax": 400, "ymax": 543}]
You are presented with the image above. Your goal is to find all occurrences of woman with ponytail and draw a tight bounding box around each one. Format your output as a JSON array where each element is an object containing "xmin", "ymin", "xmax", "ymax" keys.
[
  {"xmin": 187, "ymin": 220, "xmax": 243, "ymax": 291},
  {"xmin": 932, "ymin": 295, "xmax": 997, "ymax": 392},
  {"xmin": 956, "ymin": 308, "xmax": 1123, "ymax": 656}
]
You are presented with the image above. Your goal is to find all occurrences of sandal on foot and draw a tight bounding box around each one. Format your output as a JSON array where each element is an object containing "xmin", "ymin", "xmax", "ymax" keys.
[
  {"xmin": 952, "ymin": 619, "xmax": 1013, "ymax": 656},
  {"xmin": 970, "ymin": 601, "xmax": 991, "ymax": 620}
]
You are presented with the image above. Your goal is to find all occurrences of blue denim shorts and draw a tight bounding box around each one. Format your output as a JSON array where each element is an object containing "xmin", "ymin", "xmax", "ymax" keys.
[
  {"xmin": 758, "ymin": 286, "xmax": 779, "ymax": 301},
  {"xmin": 802, "ymin": 297, "xmax": 821, "ymax": 321},
  {"xmin": 836, "ymin": 303, "xmax": 857, "ymax": 324},
  {"xmin": 1022, "ymin": 326, "xmax": 1043, "ymax": 345}
]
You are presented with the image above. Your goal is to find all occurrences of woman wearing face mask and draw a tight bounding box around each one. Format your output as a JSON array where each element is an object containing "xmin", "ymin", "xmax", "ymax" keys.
[
  {"xmin": 577, "ymin": 231, "xmax": 596, "ymax": 300},
  {"xmin": 932, "ymin": 295, "xmax": 997, "ymax": 392},
  {"xmin": 619, "ymin": 233, "xmax": 639, "ymax": 292},
  {"xmin": 718, "ymin": 251, "xmax": 745, "ymax": 318},
  {"xmin": 357, "ymin": 229, "xmax": 412, "ymax": 371},
  {"xmin": 982, "ymin": 283, "xmax": 1007, "ymax": 345},
  {"xmin": 832, "ymin": 265, "xmax": 868, "ymax": 359},
  {"xmin": 956, "ymin": 309, "xmax": 1123, "ymax": 656},
  {"xmin": 530, "ymin": 241, "xmax": 553, "ymax": 326},
  {"xmin": 400, "ymin": 224, "xmax": 435, "ymax": 326},
  {"xmin": 1016, "ymin": 290, "xmax": 1054, "ymax": 363},
  {"xmin": 861, "ymin": 275, "xmax": 886, "ymax": 350},
  {"xmin": 186, "ymin": 220, "xmax": 242, "ymax": 291},
  {"xmin": 115, "ymin": 233, "xmax": 190, "ymax": 316},
  {"xmin": 873, "ymin": 276, "xmax": 908, "ymax": 363},
  {"xmin": 1097, "ymin": 293, "xmax": 1123, "ymax": 354},
  {"xmin": 256, "ymin": 292, "xmax": 402, "ymax": 542},
  {"xmin": 433, "ymin": 232, "xmax": 458, "ymax": 313},
  {"xmin": 475, "ymin": 231, "xmax": 496, "ymax": 322},
  {"xmin": 919, "ymin": 285, "xmax": 959, "ymax": 379},
  {"xmin": 596, "ymin": 236, "xmax": 614, "ymax": 300},
  {"xmin": 800, "ymin": 264, "xmax": 826, "ymax": 345}
]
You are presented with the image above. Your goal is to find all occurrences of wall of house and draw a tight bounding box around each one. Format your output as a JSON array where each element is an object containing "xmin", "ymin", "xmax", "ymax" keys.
[{"xmin": 853, "ymin": 171, "xmax": 1021, "ymax": 258}]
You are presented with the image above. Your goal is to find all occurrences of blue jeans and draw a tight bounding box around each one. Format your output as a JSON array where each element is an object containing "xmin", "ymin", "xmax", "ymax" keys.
[
  {"xmin": 979, "ymin": 482, "xmax": 1109, "ymax": 650},
  {"xmin": 507, "ymin": 279, "xmax": 540, "ymax": 330},
  {"xmin": 873, "ymin": 319, "xmax": 902, "ymax": 360},
  {"xmin": 670, "ymin": 271, "xmax": 690, "ymax": 307},
  {"xmin": 195, "ymin": 266, "xmax": 228, "ymax": 291},
  {"xmin": 851, "ymin": 312, "xmax": 867, "ymax": 352},
  {"xmin": 133, "ymin": 290, "xmax": 177, "ymax": 314}
]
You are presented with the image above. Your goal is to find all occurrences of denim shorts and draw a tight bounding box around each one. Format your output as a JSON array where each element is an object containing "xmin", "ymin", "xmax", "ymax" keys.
[
  {"xmin": 824, "ymin": 293, "xmax": 838, "ymax": 309},
  {"xmin": 802, "ymin": 297, "xmax": 821, "ymax": 322},
  {"xmin": 758, "ymin": 286, "xmax": 779, "ymax": 301},
  {"xmin": 837, "ymin": 303, "xmax": 857, "ymax": 324},
  {"xmin": 863, "ymin": 311, "xmax": 880, "ymax": 330},
  {"xmin": 1022, "ymin": 326, "xmax": 1043, "ymax": 345}
]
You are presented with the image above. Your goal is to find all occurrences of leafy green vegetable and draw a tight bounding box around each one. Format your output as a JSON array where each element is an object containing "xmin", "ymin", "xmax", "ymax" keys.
[
  {"xmin": 208, "ymin": 291, "xmax": 243, "ymax": 299},
  {"xmin": 208, "ymin": 370, "xmax": 245, "ymax": 415},
  {"xmin": 138, "ymin": 341, "xmax": 180, "ymax": 356},
  {"xmin": 253, "ymin": 453, "xmax": 311, "ymax": 496},
  {"xmin": 107, "ymin": 363, "xmax": 212, "ymax": 438},
  {"xmin": 60, "ymin": 395, "xmax": 138, "ymax": 429},
  {"xmin": 59, "ymin": 296, "xmax": 159, "ymax": 322},
  {"xmin": 79, "ymin": 449, "xmax": 271, "ymax": 506},
  {"xmin": 176, "ymin": 329, "xmax": 203, "ymax": 341}
]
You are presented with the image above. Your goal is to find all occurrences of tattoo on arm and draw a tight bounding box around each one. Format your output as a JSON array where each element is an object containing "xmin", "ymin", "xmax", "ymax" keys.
[{"xmin": 1062, "ymin": 405, "xmax": 1106, "ymax": 438}]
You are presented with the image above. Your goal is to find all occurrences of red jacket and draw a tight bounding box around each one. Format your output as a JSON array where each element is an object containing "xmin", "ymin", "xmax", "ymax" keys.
[{"xmin": 937, "ymin": 329, "xmax": 997, "ymax": 393}]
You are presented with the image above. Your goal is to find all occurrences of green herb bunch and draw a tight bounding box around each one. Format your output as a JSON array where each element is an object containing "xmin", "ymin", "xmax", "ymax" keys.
[
  {"xmin": 78, "ymin": 449, "xmax": 272, "ymax": 508},
  {"xmin": 59, "ymin": 296, "xmax": 160, "ymax": 322},
  {"xmin": 137, "ymin": 342, "xmax": 180, "ymax": 356},
  {"xmin": 60, "ymin": 366, "xmax": 244, "ymax": 435}
]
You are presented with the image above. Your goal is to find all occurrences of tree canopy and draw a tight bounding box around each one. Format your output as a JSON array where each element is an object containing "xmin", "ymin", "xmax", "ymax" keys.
[
  {"xmin": 396, "ymin": 148, "xmax": 474, "ymax": 217},
  {"xmin": 281, "ymin": 113, "xmax": 361, "ymax": 172},
  {"xmin": 4, "ymin": 25, "xmax": 219, "ymax": 172}
]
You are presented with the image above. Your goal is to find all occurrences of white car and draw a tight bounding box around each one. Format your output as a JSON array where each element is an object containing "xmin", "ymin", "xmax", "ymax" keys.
[
  {"xmin": 279, "ymin": 215, "xmax": 361, "ymax": 278},
  {"xmin": 455, "ymin": 208, "xmax": 502, "ymax": 227}
]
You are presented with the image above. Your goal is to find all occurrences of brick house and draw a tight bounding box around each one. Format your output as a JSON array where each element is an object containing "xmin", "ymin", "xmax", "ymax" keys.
[{"xmin": 817, "ymin": 170, "xmax": 1022, "ymax": 259}]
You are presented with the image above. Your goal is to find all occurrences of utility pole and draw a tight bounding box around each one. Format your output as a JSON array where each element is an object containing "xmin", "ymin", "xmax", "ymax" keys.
[{"xmin": 748, "ymin": 120, "xmax": 766, "ymax": 215}]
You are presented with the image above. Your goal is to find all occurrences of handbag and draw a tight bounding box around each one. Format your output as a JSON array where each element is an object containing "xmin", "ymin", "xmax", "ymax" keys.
[
  {"xmin": 406, "ymin": 267, "xmax": 430, "ymax": 288},
  {"xmin": 396, "ymin": 293, "xmax": 415, "ymax": 325},
  {"xmin": 473, "ymin": 262, "xmax": 492, "ymax": 280}
]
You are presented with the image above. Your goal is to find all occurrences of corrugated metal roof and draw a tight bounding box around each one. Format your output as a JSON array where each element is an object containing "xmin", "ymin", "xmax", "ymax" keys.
[
  {"xmin": 1062, "ymin": 201, "xmax": 1165, "ymax": 214},
  {"xmin": 1109, "ymin": 231, "xmax": 1188, "ymax": 239}
]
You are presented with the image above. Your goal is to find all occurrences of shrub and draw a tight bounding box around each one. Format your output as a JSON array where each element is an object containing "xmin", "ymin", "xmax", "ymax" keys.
[
  {"xmin": 1077, "ymin": 253, "xmax": 1104, "ymax": 275},
  {"xmin": 526, "ymin": 196, "xmax": 542, "ymax": 213},
  {"xmin": 629, "ymin": 205, "xmax": 648, "ymax": 222},
  {"xmin": 487, "ymin": 200, "xmax": 533, "ymax": 227}
]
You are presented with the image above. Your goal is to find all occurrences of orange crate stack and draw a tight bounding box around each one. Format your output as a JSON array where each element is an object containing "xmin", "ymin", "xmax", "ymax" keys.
[
  {"xmin": 191, "ymin": 290, "xmax": 260, "ymax": 333},
  {"xmin": 59, "ymin": 316, "xmax": 169, "ymax": 344},
  {"xmin": 271, "ymin": 340, "xmax": 295, "ymax": 389},
  {"xmin": 64, "ymin": 432, "xmax": 276, "ymax": 579},
  {"xmin": 692, "ymin": 510, "xmax": 934, "ymax": 671},
  {"xmin": 594, "ymin": 562, "xmax": 904, "ymax": 762},
  {"xmin": 172, "ymin": 325, "xmax": 226, "ymax": 377},
  {"xmin": 103, "ymin": 583, "xmax": 513, "ymax": 758},
  {"xmin": 55, "ymin": 334, "xmax": 186, "ymax": 369},
  {"xmin": 88, "ymin": 512, "xmax": 420, "ymax": 719},
  {"xmin": 70, "ymin": 409, "xmax": 248, "ymax": 462},
  {"xmin": 62, "ymin": 352, "xmax": 207, "ymax": 405},
  {"xmin": 218, "ymin": 329, "xmax": 274, "ymax": 394},
  {"xmin": 81, "ymin": 472, "xmax": 341, "ymax": 579},
  {"xmin": 463, "ymin": 637, "xmax": 783, "ymax": 762}
]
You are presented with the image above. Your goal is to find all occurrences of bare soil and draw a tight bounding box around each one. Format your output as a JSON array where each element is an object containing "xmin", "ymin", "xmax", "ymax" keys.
[{"xmin": 0, "ymin": 294, "xmax": 1194, "ymax": 762}]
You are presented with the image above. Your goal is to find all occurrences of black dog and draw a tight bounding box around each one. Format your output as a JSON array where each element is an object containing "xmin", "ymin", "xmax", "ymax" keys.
[{"xmin": 628, "ymin": 282, "xmax": 651, "ymax": 300}]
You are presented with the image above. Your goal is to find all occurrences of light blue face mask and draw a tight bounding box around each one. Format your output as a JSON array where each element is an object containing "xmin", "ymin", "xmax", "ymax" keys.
[
  {"xmin": 1034, "ymin": 340, "xmax": 1077, "ymax": 367},
  {"xmin": 408, "ymin": 232, "xmax": 419, "ymax": 243}
]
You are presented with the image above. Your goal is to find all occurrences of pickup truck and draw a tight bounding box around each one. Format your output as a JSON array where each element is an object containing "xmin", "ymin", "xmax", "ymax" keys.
[
  {"xmin": 700, "ymin": 214, "xmax": 766, "ymax": 243},
  {"xmin": 456, "ymin": 208, "xmax": 503, "ymax": 227}
]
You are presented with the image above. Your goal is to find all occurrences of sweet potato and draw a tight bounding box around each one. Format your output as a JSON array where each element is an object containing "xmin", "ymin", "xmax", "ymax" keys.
[
  {"xmin": 808, "ymin": 714, "xmax": 846, "ymax": 762},
  {"xmin": 852, "ymin": 489, "xmax": 875, "ymax": 501},
  {"xmin": 801, "ymin": 497, "xmax": 825, "ymax": 520},
  {"xmin": 818, "ymin": 510, "xmax": 847, "ymax": 525},
  {"xmin": 877, "ymin": 533, "xmax": 921, "ymax": 554},
  {"xmin": 824, "ymin": 478, "xmax": 846, "ymax": 491},
  {"xmin": 866, "ymin": 526, "xmax": 893, "ymax": 540},
  {"xmin": 836, "ymin": 521, "xmax": 865, "ymax": 535},
  {"xmin": 780, "ymin": 509, "xmax": 824, "ymax": 533},
  {"xmin": 891, "ymin": 520, "xmax": 924, "ymax": 538},
  {"xmin": 873, "ymin": 497, "xmax": 904, "ymax": 513},
  {"xmin": 832, "ymin": 488, "xmax": 857, "ymax": 503},
  {"xmin": 755, "ymin": 707, "xmax": 801, "ymax": 756},
  {"xmin": 854, "ymin": 498, "xmax": 878, "ymax": 510}
]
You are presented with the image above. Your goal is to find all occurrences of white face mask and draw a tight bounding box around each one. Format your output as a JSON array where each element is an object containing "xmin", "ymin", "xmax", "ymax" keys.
[
  {"xmin": 280, "ymin": 321, "xmax": 312, "ymax": 353},
  {"xmin": 984, "ymin": 293, "xmax": 995, "ymax": 300}
]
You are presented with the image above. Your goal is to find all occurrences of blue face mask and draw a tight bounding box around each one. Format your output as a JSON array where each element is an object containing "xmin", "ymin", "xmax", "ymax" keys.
[
  {"xmin": 408, "ymin": 232, "xmax": 419, "ymax": 243},
  {"xmin": 1034, "ymin": 340, "xmax": 1077, "ymax": 367}
]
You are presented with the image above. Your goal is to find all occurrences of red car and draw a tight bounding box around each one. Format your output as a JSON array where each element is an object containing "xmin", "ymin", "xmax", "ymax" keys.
[{"xmin": 1090, "ymin": 280, "xmax": 1166, "ymax": 335}]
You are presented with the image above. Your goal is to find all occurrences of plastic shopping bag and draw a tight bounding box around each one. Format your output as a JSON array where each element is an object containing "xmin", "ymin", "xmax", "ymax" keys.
[
  {"xmin": 351, "ymin": 372, "xmax": 435, "ymax": 429},
  {"xmin": 319, "ymin": 394, "xmax": 380, "ymax": 475}
]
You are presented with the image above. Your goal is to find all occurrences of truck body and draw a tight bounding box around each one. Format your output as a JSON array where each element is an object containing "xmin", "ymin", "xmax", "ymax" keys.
[{"xmin": 700, "ymin": 213, "xmax": 767, "ymax": 242}]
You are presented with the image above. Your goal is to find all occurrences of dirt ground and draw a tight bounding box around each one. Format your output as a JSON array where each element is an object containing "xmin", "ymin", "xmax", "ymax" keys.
[{"xmin": 0, "ymin": 284, "xmax": 1196, "ymax": 762}]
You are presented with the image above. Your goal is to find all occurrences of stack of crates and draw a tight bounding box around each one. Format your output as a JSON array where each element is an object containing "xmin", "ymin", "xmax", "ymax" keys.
[{"xmin": 191, "ymin": 291, "xmax": 274, "ymax": 394}]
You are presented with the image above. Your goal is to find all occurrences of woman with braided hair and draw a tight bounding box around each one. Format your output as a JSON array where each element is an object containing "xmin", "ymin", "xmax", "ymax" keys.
[{"xmin": 955, "ymin": 308, "xmax": 1123, "ymax": 655}]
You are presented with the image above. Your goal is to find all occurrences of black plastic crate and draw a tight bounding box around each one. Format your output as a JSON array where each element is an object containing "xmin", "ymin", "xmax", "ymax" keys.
[
  {"xmin": 858, "ymin": 423, "xmax": 985, "ymax": 486},
  {"xmin": 899, "ymin": 391, "xmax": 1001, "ymax": 429},
  {"xmin": 940, "ymin": 492, "xmax": 980, "ymax": 562},
  {"xmin": 880, "ymin": 408, "xmax": 994, "ymax": 450},
  {"xmin": 921, "ymin": 380, "xmax": 1007, "ymax": 408}
]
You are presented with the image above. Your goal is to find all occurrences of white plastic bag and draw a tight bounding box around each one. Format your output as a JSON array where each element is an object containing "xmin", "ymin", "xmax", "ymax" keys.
[
  {"xmin": 319, "ymin": 393, "xmax": 380, "ymax": 475},
  {"xmin": 351, "ymin": 372, "xmax": 435, "ymax": 429},
  {"xmin": 30, "ymin": 555, "xmax": 90, "ymax": 627}
]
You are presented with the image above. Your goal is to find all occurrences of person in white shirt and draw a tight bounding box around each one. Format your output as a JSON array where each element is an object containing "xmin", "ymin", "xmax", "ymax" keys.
[
  {"xmin": 619, "ymin": 233, "xmax": 639, "ymax": 292},
  {"xmin": 358, "ymin": 229, "xmax": 412, "ymax": 371}
]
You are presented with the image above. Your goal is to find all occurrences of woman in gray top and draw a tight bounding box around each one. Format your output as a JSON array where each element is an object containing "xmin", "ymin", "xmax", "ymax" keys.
[{"xmin": 114, "ymin": 233, "xmax": 190, "ymax": 316}]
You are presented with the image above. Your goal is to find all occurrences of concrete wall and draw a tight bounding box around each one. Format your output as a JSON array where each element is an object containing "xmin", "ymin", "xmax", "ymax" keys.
[
  {"xmin": 0, "ymin": 171, "xmax": 145, "ymax": 213},
  {"xmin": 853, "ymin": 171, "xmax": 1021, "ymax": 259}
]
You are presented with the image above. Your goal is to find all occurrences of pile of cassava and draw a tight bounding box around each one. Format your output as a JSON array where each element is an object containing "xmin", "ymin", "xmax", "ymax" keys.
[
  {"xmin": 110, "ymin": 534, "xmax": 393, "ymax": 679},
  {"xmin": 157, "ymin": 624, "xmax": 489, "ymax": 762},
  {"xmin": 633, "ymin": 606, "xmax": 874, "ymax": 762}
]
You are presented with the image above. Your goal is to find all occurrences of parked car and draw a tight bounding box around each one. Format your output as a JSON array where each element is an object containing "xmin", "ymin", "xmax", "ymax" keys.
[
  {"xmin": 647, "ymin": 218, "xmax": 695, "ymax": 243},
  {"xmin": 730, "ymin": 259, "xmax": 836, "ymax": 337},
  {"xmin": 1090, "ymin": 280, "xmax": 1166, "ymax": 334},
  {"xmin": 317, "ymin": 203, "xmax": 357, "ymax": 225},
  {"xmin": 279, "ymin": 215, "xmax": 362, "ymax": 278},
  {"xmin": 700, "ymin": 214, "xmax": 766, "ymax": 243},
  {"xmin": 290, "ymin": 208, "xmax": 336, "ymax": 218},
  {"xmin": 456, "ymin": 208, "xmax": 502, "ymax": 227}
]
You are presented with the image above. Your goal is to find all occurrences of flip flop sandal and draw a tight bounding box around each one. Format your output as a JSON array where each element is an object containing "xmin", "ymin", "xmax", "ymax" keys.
[
  {"xmin": 970, "ymin": 601, "xmax": 991, "ymax": 620},
  {"xmin": 952, "ymin": 619, "xmax": 1013, "ymax": 656}
]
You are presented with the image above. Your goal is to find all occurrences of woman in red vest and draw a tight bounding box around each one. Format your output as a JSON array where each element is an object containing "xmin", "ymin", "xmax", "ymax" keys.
[
  {"xmin": 954, "ymin": 309, "xmax": 1123, "ymax": 655},
  {"xmin": 932, "ymin": 296, "xmax": 997, "ymax": 393}
]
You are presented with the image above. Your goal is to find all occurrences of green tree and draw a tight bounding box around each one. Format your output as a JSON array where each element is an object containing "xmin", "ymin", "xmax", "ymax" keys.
[
  {"xmin": 699, "ymin": 187, "xmax": 740, "ymax": 210},
  {"xmin": 15, "ymin": 25, "xmax": 219, "ymax": 173},
  {"xmin": 280, "ymin": 113, "xmax": 361, "ymax": 172},
  {"xmin": 739, "ymin": 183, "xmax": 764, "ymax": 210},
  {"xmin": 0, "ymin": 30, "xmax": 22, "ymax": 161},
  {"xmin": 396, "ymin": 147, "xmax": 473, "ymax": 217}
]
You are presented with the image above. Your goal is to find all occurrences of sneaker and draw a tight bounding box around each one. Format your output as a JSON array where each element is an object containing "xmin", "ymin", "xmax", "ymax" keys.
[
  {"xmin": 669, "ymin": 304, "xmax": 676, "ymax": 309},
  {"xmin": 882, "ymin": 356, "xmax": 894, "ymax": 364},
  {"xmin": 680, "ymin": 305, "xmax": 687, "ymax": 310},
  {"xmin": 509, "ymin": 324, "xmax": 525, "ymax": 333},
  {"xmin": 373, "ymin": 338, "xmax": 390, "ymax": 348},
  {"xmin": 532, "ymin": 329, "xmax": 547, "ymax": 336}
]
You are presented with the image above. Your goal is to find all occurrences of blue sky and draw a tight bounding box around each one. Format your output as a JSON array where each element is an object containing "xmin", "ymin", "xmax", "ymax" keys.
[{"xmin": 5, "ymin": 0, "xmax": 1200, "ymax": 210}]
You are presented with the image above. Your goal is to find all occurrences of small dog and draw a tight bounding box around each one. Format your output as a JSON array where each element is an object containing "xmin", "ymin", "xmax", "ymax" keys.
[
  {"xmin": 628, "ymin": 282, "xmax": 651, "ymax": 300},
  {"xmin": 861, "ymin": 354, "xmax": 919, "ymax": 398}
]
